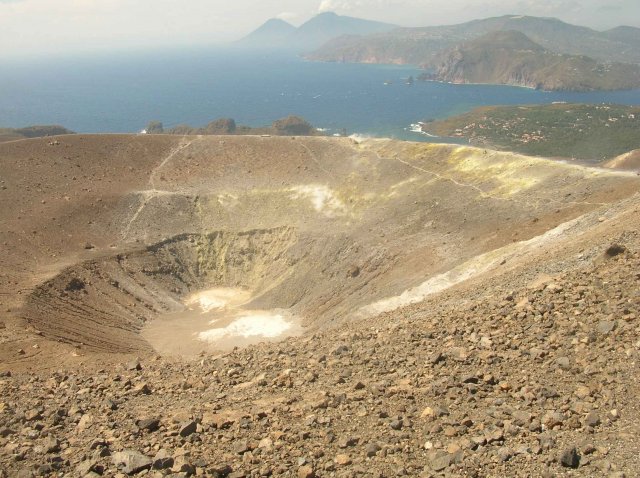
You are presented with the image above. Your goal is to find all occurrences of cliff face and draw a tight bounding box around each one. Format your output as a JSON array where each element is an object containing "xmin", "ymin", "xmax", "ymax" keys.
[
  {"xmin": 425, "ymin": 31, "xmax": 640, "ymax": 91},
  {"xmin": 430, "ymin": 41, "xmax": 542, "ymax": 89}
]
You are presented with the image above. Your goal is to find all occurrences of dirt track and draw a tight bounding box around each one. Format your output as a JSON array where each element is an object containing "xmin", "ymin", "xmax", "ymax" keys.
[{"xmin": 1, "ymin": 135, "xmax": 639, "ymax": 476}]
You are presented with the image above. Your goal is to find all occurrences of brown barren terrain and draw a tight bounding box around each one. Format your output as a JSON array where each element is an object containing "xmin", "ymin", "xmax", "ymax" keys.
[{"xmin": 1, "ymin": 134, "xmax": 639, "ymax": 477}]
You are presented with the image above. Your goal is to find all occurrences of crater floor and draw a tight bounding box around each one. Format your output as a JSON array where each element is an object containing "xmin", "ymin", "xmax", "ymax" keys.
[{"xmin": 142, "ymin": 287, "xmax": 302, "ymax": 356}]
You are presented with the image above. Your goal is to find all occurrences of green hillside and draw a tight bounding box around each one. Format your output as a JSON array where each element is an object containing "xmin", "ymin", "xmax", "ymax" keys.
[
  {"xmin": 422, "ymin": 104, "xmax": 640, "ymax": 161},
  {"xmin": 0, "ymin": 125, "xmax": 75, "ymax": 143}
]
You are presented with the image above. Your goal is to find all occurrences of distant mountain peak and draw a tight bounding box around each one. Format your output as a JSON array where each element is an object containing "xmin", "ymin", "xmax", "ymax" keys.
[
  {"xmin": 235, "ymin": 17, "xmax": 297, "ymax": 49},
  {"xmin": 237, "ymin": 11, "xmax": 396, "ymax": 52},
  {"xmin": 264, "ymin": 18, "xmax": 294, "ymax": 27}
]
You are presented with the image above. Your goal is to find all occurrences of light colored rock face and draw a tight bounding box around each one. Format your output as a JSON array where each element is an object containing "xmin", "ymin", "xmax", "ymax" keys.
[{"xmin": 1, "ymin": 134, "xmax": 639, "ymax": 360}]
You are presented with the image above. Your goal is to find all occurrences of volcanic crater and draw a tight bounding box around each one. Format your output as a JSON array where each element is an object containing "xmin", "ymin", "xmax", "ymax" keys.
[{"xmin": 1, "ymin": 134, "xmax": 638, "ymax": 364}]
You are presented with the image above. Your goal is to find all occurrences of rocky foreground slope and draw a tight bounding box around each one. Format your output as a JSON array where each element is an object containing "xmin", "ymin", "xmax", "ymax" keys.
[
  {"xmin": 1, "ymin": 135, "xmax": 639, "ymax": 476},
  {"xmin": 2, "ymin": 196, "xmax": 640, "ymax": 478}
]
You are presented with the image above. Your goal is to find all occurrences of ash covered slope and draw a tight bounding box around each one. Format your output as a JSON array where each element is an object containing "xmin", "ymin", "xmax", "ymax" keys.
[
  {"xmin": 1, "ymin": 134, "xmax": 638, "ymax": 362},
  {"xmin": 604, "ymin": 149, "xmax": 640, "ymax": 170},
  {"xmin": 1, "ymin": 135, "xmax": 640, "ymax": 476}
]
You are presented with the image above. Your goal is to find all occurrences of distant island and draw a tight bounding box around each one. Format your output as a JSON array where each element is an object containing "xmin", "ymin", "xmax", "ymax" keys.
[
  {"xmin": 420, "ymin": 103, "xmax": 640, "ymax": 161},
  {"xmin": 236, "ymin": 11, "xmax": 395, "ymax": 51},
  {"xmin": 0, "ymin": 117, "xmax": 328, "ymax": 142},
  {"xmin": 0, "ymin": 125, "xmax": 74, "ymax": 143},
  {"xmin": 306, "ymin": 14, "xmax": 640, "ymax": 91},
  {"xmin": 308, "ymin": 15, "xmax": 640, "ymax": 65},
  {"xmin": 418, "ymin": 30, "xmax": 640, "ymax": 91},
  {"xmin": 144, "ymin": 116, "xmax": 322, "ymax": 137}
]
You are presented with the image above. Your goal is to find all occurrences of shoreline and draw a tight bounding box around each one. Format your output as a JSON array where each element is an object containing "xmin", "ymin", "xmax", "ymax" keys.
[
  {"xmin": 420, "ymin": 77, "xmax": 542, "ymax": 91},
  {"xmin": 420, "ymin": 77, "xmax": 640, "ymax": 93}
]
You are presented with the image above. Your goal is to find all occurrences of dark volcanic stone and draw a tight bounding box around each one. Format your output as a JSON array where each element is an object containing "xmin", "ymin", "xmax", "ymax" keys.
[
  {"xmin": 389, "ymin": 419, "xmax": 402, "ymax": 430},
  {"xmin": 179, "ymin": 420, "xmax": 197, "ymax": 437},
  {"xmin": 64, "ymin": 277, "xmax": 85, "ymax": 292},
  {"xmin": 365, "ymin": 442, "xmax": 381, "ymax": 457},
  {"xmin": 584, "ymin": 412, "xmax": 601, "ymax": 428},
  {"xmin": 605, "ymin": 244, "xmax": 626, "ymax": 257},
  {"xmin": 136, "ymin": 418, "xmax": 160, "ymax": 432},
  {"xmin": 333, "ymin": 345, "xmax": 350, "ymax": 356},
  {"xmin": 559, "ymin": 447, "xmax": 580, "ymax": 468},
  {"xmin": 152, "ymin": 456, "xmax": 174, "ymax": 470}
]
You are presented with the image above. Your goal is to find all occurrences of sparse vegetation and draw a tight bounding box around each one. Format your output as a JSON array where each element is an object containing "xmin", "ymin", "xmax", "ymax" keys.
[
  {"xmin": 144, "ymin": 116, "xmax": 320, "ymax": 137},
  {"xmin": 144, "ymin": 121, "xmax": 164, "ymax": 134},
  {"xmin": 271, "ymin": 115, "xmax": 315, "ymax": 136},
  {"xmin": 422, "ymin": 103, "xmax": 640, "ymax": 161},
  {"xmin": 0, "ymin": 125, "xmax": 75, "ymax": 143},
  {"xmin": 202, "ymin": 118, "xmax": 237, "ymax": 134}
]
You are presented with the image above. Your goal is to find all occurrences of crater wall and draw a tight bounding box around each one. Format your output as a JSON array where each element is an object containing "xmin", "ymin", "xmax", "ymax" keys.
[{"xmin": 2, "ymin": 134, "xmax": 638, "ymax": 358}]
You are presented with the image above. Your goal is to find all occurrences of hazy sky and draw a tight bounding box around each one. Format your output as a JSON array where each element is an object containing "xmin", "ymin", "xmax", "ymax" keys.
[{"xmin": 1, "ymin": 0, "xmax": 639, "ymax": 59}]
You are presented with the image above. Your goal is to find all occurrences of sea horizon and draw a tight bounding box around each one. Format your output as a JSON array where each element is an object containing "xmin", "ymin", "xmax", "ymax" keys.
[{"xmin": 2, "ymin": 47, "xmax": 640, "ymax": 142}]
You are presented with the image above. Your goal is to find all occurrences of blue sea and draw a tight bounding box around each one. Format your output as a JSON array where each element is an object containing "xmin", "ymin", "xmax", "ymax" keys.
[{"xmin": 2, "ymin": 47, "xmax": 640, "ymax": 141}]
